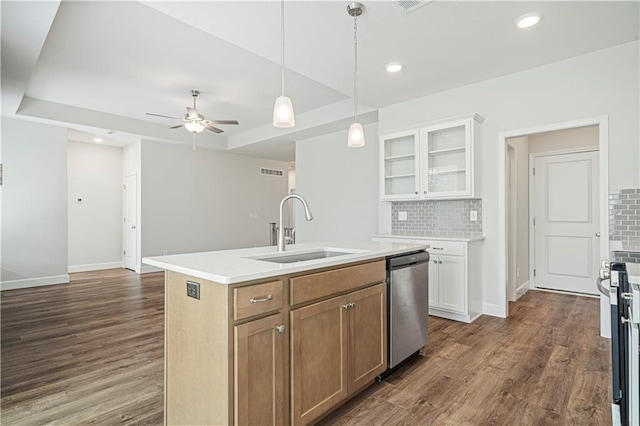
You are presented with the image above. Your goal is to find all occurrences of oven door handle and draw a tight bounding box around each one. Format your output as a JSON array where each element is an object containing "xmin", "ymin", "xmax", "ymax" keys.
[{"xmin": 597, "ymin": 267, "xmax": 611, "ymax": 297}]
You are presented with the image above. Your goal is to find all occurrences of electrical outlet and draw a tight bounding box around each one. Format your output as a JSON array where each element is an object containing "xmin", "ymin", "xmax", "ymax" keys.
[
  {"xmin": 398, "ymin": 211, "xmax": 408, "ymax": 221},
  {"xmin": 186, "ymin": 281, "xmax": 200, "ymax": 300},
  {"xmin": 470, "ymin": 210, "xmax": 478, "ymax": 221}
]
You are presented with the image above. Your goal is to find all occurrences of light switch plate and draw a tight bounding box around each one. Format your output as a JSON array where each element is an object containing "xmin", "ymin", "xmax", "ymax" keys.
[
  {"xmin": 470, "ymin": 210, "xmax": 478, "ymax": 221},
  {"xmin": 398, "ymin": 211, "xmax": 408, "ymax": 221}
]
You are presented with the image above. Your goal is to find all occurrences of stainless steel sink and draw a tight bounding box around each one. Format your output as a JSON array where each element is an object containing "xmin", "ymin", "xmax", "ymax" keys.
[{"xmin": 249, "ymin": 248, "xmax": 362, "ymax": 264}]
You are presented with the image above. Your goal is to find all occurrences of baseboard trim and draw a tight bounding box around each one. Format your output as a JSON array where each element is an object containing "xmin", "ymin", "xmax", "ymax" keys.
[
  {"xmin": 482, "ymin": 302, "xmax": 505, "ymax": 318},
  {"xmin": 516, "ymin": 280, "xmax": 530, "ymax": 299},
  {"xmin": 139, "ymin": 265, "xmax": 163, "ymax": 275},
  {"xmin": 1, "ymin": 274, "xmax": 70, "ymax": 291},
  {"xmin": 68, "ymin": 261, "xmax": 124, "ymax": 273}
]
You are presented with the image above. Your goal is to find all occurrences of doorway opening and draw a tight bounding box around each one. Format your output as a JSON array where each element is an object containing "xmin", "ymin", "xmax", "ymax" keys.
[{"xmin": 498, "ymin": 116, "xmax": 610, "ymax": 336}]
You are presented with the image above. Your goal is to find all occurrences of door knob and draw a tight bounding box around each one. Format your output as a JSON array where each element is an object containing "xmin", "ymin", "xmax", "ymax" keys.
[{"xmin": 595, "ymin": 232, "xmax": 601, "ymax": 237}]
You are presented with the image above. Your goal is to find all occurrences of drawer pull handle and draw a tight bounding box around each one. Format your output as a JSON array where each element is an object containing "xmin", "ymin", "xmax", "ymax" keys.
[
  {"xmin": 432, "ymin": 247, "xmax": 444, "ymax": 250},
  {"xmin": 250, "ymin": 295, "xmax": 273, "ymax": 304},
  {"xmin": 341, "ymin": 302, "xmax": 356, "ymax": 310},
  {"xmin": 276, "ymin": 325, "xmax": 286, "ymax": 333}
]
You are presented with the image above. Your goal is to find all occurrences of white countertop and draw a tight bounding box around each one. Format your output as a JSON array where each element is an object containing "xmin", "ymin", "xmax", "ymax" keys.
[
  {"xmin": 371, "ymin": 233, "xmax": 485, "ymax": 243},
  {"xmin": 142, "ymin": 241, "xmax": 428, "ymax": 284}
]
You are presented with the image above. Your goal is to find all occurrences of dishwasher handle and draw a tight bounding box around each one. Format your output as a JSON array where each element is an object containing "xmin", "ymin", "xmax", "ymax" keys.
[{"xmin": 387, "ymin": 251, "xmax": 429, "ymax": 269}]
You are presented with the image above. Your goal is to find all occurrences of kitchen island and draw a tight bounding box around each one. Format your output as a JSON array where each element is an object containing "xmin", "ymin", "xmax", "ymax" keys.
[{"xmin": 143, "ymin": 241, "xmax": 427, "ymax": 426}]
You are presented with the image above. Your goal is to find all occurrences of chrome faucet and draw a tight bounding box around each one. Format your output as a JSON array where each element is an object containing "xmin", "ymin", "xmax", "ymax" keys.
[{"xmin": 278, "ymin": 194, "xmax": 313, "ymax": 252}]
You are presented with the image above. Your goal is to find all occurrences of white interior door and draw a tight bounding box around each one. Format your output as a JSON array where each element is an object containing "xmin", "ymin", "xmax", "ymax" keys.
[
  {"xmin": 124, "ymin": 174, "xmax": 137, "ymax": 271},
  {"xmin": 533, "ymin": 151, "xmax": 599, "ymax": 295}
]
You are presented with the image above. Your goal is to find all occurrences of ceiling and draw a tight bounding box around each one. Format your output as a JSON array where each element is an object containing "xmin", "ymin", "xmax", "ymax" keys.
[{"xmin": 2, "ymin": 1, "xmax": 638, "ymax": 162}]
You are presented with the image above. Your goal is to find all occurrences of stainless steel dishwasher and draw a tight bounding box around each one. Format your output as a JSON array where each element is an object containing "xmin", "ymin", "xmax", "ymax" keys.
[{"xmin": 386, "ymin": 250, "xmax": 430, "ymax": 371}]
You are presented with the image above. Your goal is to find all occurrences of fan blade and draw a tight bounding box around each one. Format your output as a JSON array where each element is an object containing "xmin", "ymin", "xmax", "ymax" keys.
[
  {"xmin": 205, "ymin": 124, "xmax": 224, "ymax": 134},
  {"xmin": 209, "ymin": 119, "xmax": 239, "ymax": 125},
  {"xmin": 146, "ymin": 112, "xmax": 182, "ymax": 120},
  {"xmin": 169, "ymin": 124, "xmax": 185, "ymax": 129},
  {"xmin": 186, "ymin": 107, "xmax": 198, "ymax": 120}
]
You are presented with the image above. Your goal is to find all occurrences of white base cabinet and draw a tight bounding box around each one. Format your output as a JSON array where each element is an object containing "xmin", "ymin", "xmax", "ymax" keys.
[{"xmin": 372, "ymin": 236, "xmax": 483, "ymax": 323}]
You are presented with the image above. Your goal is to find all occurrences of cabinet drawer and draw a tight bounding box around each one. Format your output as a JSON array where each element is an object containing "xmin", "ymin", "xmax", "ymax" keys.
[
  {"xmin": 233, "ymin": 280, "xmax": 283, "ymax": 321},
  {"xmin": 290, "ymin": 260, "xmax": 386, "ymax": 306},
  {"xmin": 422, "ymin": 240, "xmax": 464, "ymax": 256}
]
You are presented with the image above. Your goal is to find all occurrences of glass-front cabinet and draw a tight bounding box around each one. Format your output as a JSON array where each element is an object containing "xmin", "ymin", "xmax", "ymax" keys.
[
  {"xmin": 380, "ymin": 113, "xmax": 483, "ymax": 201},
  {"xmin": 380, "ymin": 130, "xmax": 420, "ymax": 199}
]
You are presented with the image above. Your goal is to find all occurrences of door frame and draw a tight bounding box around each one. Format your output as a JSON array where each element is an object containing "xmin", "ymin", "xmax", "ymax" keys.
[
  {"xmin": 123, "ymin": 173, "xmax": 138, "ymax": 271},
  {"xmin": 497, "ymin": 116, "xmax": 609, "ymax": 335},
  {"xmin": 528, "ymin": 148, "xmax": 600, "ymax": 295}
]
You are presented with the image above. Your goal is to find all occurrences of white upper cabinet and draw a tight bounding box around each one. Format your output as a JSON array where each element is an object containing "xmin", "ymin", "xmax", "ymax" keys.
[
  {"xmin": 380, "ymin": 113, "xmax": 483, "ymax": 201},
  {"xmin": 380, "ymin": 129, "xmax": 420, "ymax": 200}
]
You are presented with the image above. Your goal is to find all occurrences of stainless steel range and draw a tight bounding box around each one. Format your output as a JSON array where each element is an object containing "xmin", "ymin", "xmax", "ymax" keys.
[{"xmin": 599, "ymin": 261, "xmax": 640, "ymax": 425}]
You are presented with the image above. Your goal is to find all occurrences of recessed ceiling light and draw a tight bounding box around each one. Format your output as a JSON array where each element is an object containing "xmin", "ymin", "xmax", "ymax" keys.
[
  {"xmin": 93, "ymin": 137, "xmax": 103, "ymax": 143},
  {"xmin": 516, "ymin": 12, "xmax": 542, "ymax": 29},
  {"xmin": 386, "ymin": 62, "xmax": 403, "ymax": 73}
]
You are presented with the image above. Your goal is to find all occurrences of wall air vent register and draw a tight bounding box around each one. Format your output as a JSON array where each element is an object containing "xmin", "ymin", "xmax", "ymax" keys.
[{"xmin": 260, "ymin": 168, "xmax": 284, "ymax": 177}]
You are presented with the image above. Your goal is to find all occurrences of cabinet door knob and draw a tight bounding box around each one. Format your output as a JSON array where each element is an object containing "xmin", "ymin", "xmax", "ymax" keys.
[
  {"xmin": 414, "ymin": 191, "xmax": 418, "ymax": 195},
  {"xmin": 276, "ymin": 325, "xmax": 286, "ymax": 333},
  {"xmin": 433, "ymin": 260, "xmax": 438, "ymax": 264},
  {"xmin": 423, "ymin": 191, "xmax": 427, "ymax": 194},
  {"xmin": 349, "ymin": 302, "xmax": 356, "ymax": 309},
  {"xmin": 439, "ymin": 260, "xmax": 443, "ymax": 264},
  {"xmin": 342, "ymin": 304, "xmax": 350, "ymax": 310}
]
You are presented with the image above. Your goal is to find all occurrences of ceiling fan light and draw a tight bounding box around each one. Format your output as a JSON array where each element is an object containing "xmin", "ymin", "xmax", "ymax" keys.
[
  {"xmin": 185, "ymin": 121, "xmax": 205, "ymax": 133},
  {"xmin": 273, "ymin": 95, "xmax": 295, "ymax": 128},
  {"xmin": 347, "ymin": 122, "xmax": 365, "ymax": 147}
]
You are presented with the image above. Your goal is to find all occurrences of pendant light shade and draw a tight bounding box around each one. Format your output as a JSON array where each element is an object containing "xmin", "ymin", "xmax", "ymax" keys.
[
  {"xmin": 273, "ymin": 95, "xmax": 295, "ymax": 128},
  {"xmin": 347, "ymin": 122, "xmax": 365, "ymax": 147},
  {"xmin": 347, "ymin": 2, "xmax": 365, "ymax": 147},
  {"xmin": 273, "ymin": 0, "xmax": 295, "ymax": 128},
  {"xmin": 185, "ymin": 121, "xmax": 205, "ymax": 133}
]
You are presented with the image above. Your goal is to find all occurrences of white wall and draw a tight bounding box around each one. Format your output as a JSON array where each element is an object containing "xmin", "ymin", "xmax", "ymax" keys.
[
  {"xmin": 68, "ymin": 141, "xmax": 123, "ymax": 272},
  {"xmin": 378, "ymin": 41, "xmax": 639, "ymax": 313},
  {"xmin": 140, "ymin": 141, "xmax": 289, "ymax": 257},
  {"xmin": 295, "ymin": 123, "xmax": 379, "ymax": 242},
  {"xmin": 1, "ymin": 118, "xmax": 68, "ymax": 289},
  {"xmin": 507, "ymin": 136, "xmax": 529, "ymax": 292},
  {"xmin": 528, "ymin": 125, "xmax": 599, "ymax": 153}
]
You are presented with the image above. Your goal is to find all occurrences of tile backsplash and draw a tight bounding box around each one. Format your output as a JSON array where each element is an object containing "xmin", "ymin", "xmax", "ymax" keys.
[
  {"xmin": 609, "ymin": 188, "xmax": 640, "ymax": 263},
  {"xmin": 391, "ymin": 199, "xmax": 482, "ymax": 238}
]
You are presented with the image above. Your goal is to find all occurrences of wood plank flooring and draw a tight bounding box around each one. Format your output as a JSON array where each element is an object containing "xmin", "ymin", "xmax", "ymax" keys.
[
  {"xmin": 318, "ymin": 291, "xmax": 612, "ymax": 425},
  {"xmin": 1, "ymin": 269, "xmax": 164, "ymax": 425},
  {"xmin": 1, "ymin": 269, "xmax": 611, "ymax": 425}
]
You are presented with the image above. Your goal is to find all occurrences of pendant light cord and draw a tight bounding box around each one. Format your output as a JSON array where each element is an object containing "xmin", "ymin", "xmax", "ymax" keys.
[
  {"xmin": 281, "ymin": 0, "xmax": 285, "ymax": 97},
  {"xmin": 353, "ymin": 15, "xmax": 358, "ymax": 123}
]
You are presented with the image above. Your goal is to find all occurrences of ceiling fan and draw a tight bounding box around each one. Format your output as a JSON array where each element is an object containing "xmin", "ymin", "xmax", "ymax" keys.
[{"xmin": 146, "ymin": 90, "xmax": 239, "ymax": 134}]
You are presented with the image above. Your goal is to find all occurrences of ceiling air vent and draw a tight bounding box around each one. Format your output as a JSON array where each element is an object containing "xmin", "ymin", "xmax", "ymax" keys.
[
  {"xmin": 260, "ymin": 167, "xmax": 284, "ymax": 177},
  {"xmin": 395, "ymin": 0, "xmax": 433, "ymax": 13}
]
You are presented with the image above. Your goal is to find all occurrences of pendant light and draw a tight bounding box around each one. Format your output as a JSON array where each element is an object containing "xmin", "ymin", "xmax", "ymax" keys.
[
  {"xmin": 273, "ymin": 0, "xmax": 295, "ymax": 128},
  {"xmin": 347, "ymin": 2, "xmax": 365, "ymax": 147}
]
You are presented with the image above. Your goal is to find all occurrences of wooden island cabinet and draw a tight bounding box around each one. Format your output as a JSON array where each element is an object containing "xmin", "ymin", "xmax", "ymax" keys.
[{"xmin": 164, "ymin": 259, "xmax": 387, "ymax": 426}]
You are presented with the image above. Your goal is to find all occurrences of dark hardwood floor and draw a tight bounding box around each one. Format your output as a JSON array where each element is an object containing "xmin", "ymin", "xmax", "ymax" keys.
[{"xmin": 1, "ymin": 269, "xmax": 611, "ymax": 425}]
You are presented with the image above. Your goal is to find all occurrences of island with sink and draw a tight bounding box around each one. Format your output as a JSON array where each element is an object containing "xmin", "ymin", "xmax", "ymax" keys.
[{"xmin": 143, "ymin": 240, "xmax": 427, "ymax": 426}]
